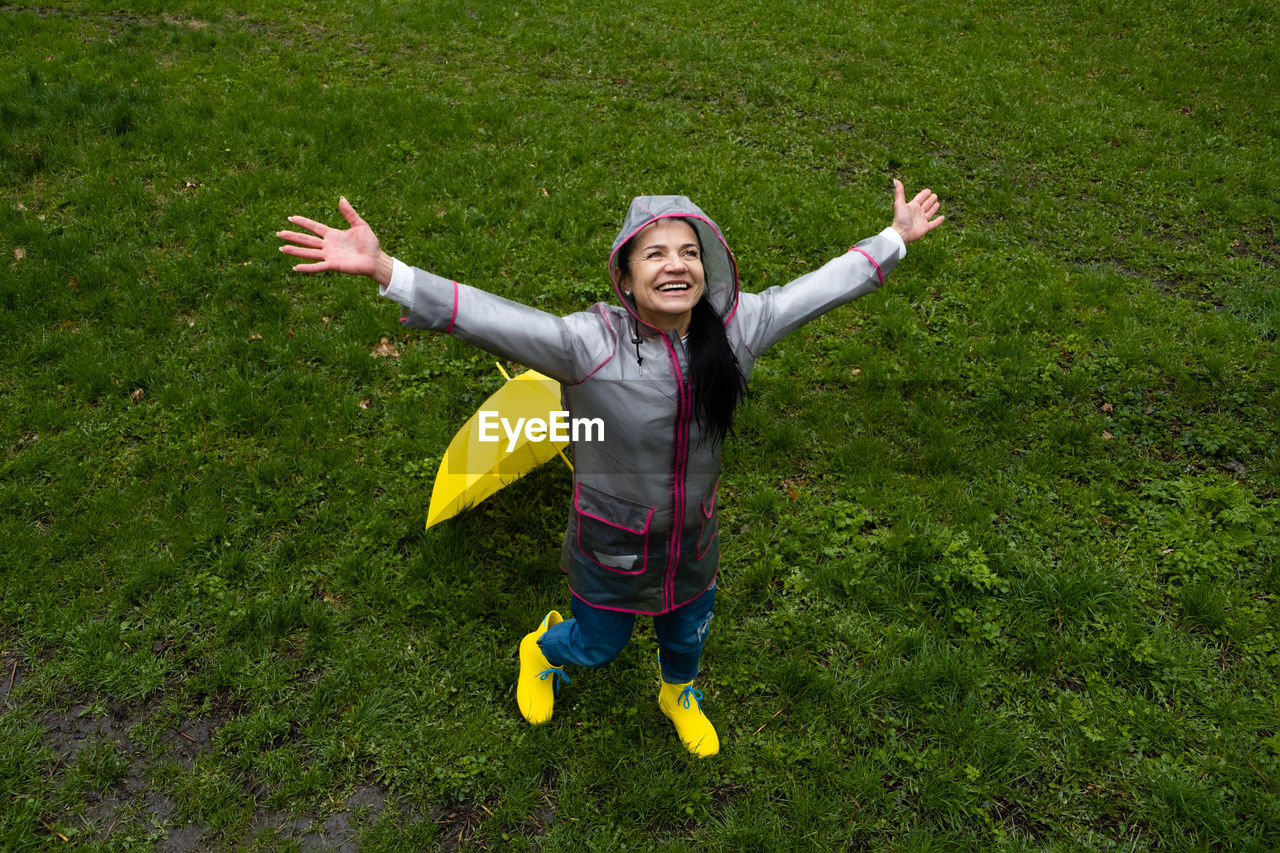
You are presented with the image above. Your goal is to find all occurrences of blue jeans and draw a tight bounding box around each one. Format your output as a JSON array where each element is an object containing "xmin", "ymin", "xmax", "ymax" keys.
[{"xmin": 538, "ymin": 583, "xmax": 715, "ymax": 684}]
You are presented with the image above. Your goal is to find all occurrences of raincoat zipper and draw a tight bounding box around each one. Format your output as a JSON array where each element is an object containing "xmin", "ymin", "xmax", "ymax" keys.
[{"xmin": 660, "ymin": 331, "xmax": 692, "ymax": 611}]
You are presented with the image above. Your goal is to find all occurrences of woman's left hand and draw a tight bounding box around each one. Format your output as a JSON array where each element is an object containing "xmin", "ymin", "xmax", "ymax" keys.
[{"xmin": 891, "ymin": 179, "xmax": 945, "ymax": 244}]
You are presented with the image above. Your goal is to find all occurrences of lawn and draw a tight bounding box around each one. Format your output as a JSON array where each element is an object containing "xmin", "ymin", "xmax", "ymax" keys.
[{"xmin": 2, "ymin": 0, "xmax": 1278, "ymax": 849}]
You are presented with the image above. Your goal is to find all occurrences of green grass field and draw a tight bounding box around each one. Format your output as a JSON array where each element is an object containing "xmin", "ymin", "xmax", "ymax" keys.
[{"xmin": 2, "ymin": 0, "xmax": 1278, "ymax": 848}]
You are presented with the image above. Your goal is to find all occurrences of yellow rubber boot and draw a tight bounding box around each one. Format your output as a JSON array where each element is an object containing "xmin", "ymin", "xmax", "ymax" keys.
[
  {"xmin": 517, "ymin": 611, "xmax": 568, "ymax": 725},
  {"xmin": 659, "ymin": 680, "xmax": 719, "ymax": 757}
]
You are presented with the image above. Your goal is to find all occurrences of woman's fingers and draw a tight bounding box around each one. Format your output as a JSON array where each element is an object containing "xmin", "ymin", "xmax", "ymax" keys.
[
  {"xmin": 276, "ymin": 229, "xmax": 324, "ymax": 248},
  {"xmin": 286, "ymin": 214, "xmax": 331, "ymax": 236},
  {"xmin": 910, "ymin": 189, "xmax": 943, "ymax": 229},
  {"xmin": 338, "ymin": 197, "xmax": 365, "ymax": 229},
  {"xmin": 280, "ymin": 245, "xmax": 325, "ymax": 260}
]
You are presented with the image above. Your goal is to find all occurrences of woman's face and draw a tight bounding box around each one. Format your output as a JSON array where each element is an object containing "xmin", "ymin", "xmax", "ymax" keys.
[{"xmin": 620, "ymin": 219, "xmax": 706, "ymax": 335}]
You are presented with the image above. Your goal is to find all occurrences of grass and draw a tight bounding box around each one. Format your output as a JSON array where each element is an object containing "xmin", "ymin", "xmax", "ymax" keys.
[{"xmin": 2, "ymin": 0, "xmax": 1278, "ymax": 848}]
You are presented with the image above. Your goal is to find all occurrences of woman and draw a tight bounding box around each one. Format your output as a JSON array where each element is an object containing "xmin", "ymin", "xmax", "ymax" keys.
[{"xmin": 278, "ymin": 183, "xmax": 944, "ymax": 757}]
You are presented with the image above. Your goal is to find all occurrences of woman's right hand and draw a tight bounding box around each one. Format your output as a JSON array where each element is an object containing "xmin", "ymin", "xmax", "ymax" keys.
[
  {"xmin": 278, "ymin": 197, "xmax": 393, "ymax": 286},
  {"xmin": 890, "ymin": 179, "xmax": 945, "ymax": 245}
]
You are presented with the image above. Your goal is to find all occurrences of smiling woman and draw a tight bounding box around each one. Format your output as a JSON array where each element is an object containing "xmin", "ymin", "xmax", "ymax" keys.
[
  {"xmin": 617, "ymin": 219, "xmax": 708, "ymax": 334},
  {"xmin": 277, "ymin": 183, "xmax": 944, "ymax": 757}
]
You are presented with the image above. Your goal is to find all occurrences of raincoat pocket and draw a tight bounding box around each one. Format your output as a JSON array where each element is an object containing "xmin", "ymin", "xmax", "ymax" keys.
[
  {"xmin": 696, "ymin": 479, "xmax": 719, "ymax": 560},
  {"xmin": 574, "ymin": 482, "xmax": 654, "ymax": 575}
]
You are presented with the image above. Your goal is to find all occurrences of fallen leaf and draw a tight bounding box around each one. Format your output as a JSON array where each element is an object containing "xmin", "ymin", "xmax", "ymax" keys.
[
  {"xmin": 359, "ymin": 398, "xmax": 372, "ymax": 409},
  {"xmin": 1102, "ymin": 431, "xmax": 1113, "ymax": 440},
  {"xmin": 541, "ymin": 187, "xmax": 549, "ymax": 197},
  {"xmin": 1161, "ymin": 547, "xmax": 1174, "ymax": 555},
  {"xmin": 130, "ymin": 388, "xmax": 145, "ymax": 402},
  {"xmin": 371, "ymin": 337, "xmax": 400, "ymax": 358},
  {"xmin": 1100, "ymin": 402, "xmax": 1114, "ymax": 413}
]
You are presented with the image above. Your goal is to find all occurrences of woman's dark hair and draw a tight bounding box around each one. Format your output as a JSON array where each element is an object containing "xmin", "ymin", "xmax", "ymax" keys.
[
  {"xmin": 617, "ymin": 217, "xmax": 748, "ymax": 446},
  {"xmin": 687, "ymin": 293, "xmax": 748, "ymax": 445}
]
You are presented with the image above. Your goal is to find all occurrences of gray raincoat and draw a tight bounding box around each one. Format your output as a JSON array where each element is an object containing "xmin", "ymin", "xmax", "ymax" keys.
[{"xmin": 384, "ymin": 196, "xmax": 903, "ymax": 615}]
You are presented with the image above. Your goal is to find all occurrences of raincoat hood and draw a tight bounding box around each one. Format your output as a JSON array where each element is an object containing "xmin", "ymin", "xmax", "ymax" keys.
[{"xmin": 608, "ymin": 196, "xmax": 739, "ymax": 328}]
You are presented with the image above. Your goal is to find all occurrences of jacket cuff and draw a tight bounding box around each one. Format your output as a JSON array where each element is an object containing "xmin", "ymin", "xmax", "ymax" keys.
[
  {"xmin": 879, "ymin": 226, "xmax": 907, "ymax": 259},
  {"xmin": 379, "ymin": 258, "xmax": 415, "ymax": 309}
]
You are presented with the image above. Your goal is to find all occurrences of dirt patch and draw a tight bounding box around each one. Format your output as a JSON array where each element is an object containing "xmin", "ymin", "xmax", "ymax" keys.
[
  {"xmin": 39, "ymin": 701, "xmax": 134, "ymax": 762},
  {"xmin": 1231, "ymin": 222, "xmax": 1280, "ymax": 269},
  {"xmin": 1, "ymin": 648, "xmax": 20, "ymax": 706},
  {"xmin": 34, "ymin": 697, "xmax": 205, "ymax": 844},
  {"xmin": 1087, "ymin": 258, "xmax": 1222, "ymax": 307},
  {"xmin": 249, "ymin": 784, "xmax": 390, "ymax": 851},
  {"xmin": 5, "ymin": 636, "xmax": 410, "ymax": 848},
  {"xmin": 1153, "ymin": 277, "xmax": 1219, "ymax": 306},
  {"xmin": 0, "ymin": 5, "xmax": 205, "ymax": 29},
  {"xmin": 154, "ymin": 823, "xmax": 205, "ymax": 851},
  {"xmin": 433, "ymin": 796, "xmax": 499, "ymax": 851},
  {"xmin": 989, "ymin": 794, "xmax": 1050, "ymax": 841},
  {"xmin": 12, "ymin": 681, "xmax": 401, "ymax": 848},
  {"xmin": 162, "ymin": 706, "xmax": 227, "ymax": 770},
  {"xmin": 508, "ymin": 787, "xmax": 558, "ymax": 842}
]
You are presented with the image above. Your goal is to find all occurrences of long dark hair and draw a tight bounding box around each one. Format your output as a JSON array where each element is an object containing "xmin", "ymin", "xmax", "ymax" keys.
[
  {"xmin": 687, "ymin": 293, "xmax": 748, "ymax": 445},
  {"xmin": 617, "ymin": 218, "xmax": 748, "ymax": 445}
]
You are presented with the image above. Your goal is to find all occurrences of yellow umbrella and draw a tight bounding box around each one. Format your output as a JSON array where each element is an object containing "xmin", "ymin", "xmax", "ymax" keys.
[{"xmin": 425, "ymin": 364, "xmax": 573, "ymax": 530}]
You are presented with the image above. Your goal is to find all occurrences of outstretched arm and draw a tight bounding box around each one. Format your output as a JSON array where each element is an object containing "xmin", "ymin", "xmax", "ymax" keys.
[
  {"xmin": 734, "ymin": 180, "xmax": 944, "ymax": 355},
  {"xmin": 277, "ymin": 197, "xmax": 394, "ymax": 287},
  {"xmin": 890, "ymin": 179, "xmax": 945, "ymax": 244},
  {"xmin": 277, "ymin": 197, "xmax": 611, "ymax": 384}
]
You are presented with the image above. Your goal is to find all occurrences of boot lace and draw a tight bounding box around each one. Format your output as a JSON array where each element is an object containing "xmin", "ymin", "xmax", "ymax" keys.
[
  {"xmin": 678, "ymin": 685, "xmax": 703, "ymax": 710},
  {"xmin": 538, "ymin": 667, "xmax": 570, "ymax": 695}
]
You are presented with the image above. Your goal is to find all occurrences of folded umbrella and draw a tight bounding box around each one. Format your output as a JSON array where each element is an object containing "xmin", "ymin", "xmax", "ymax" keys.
[{"xmin": 425, "ymin": 365, "xmax": 572, "ymax": 530}]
